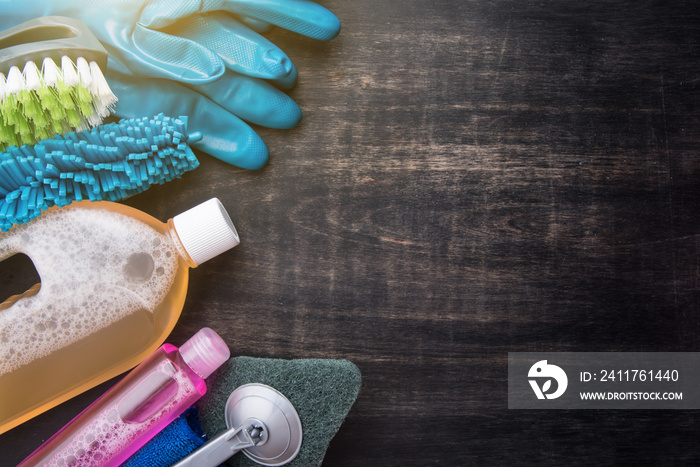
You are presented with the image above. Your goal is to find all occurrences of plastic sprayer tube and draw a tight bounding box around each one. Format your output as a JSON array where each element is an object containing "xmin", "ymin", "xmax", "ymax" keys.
[{"xmin": 18, "ymin": 327, "xmax": 230, "ymax": 467}]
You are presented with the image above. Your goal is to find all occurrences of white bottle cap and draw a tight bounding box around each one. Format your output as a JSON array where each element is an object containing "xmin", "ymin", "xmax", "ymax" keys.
[
  {"xmin": 172, "ymin": 198, "xmax": 240, "ymax": 265},
  {"xmin": 180, "ymin": 328, "xmax": 231, "ymax": 379}
]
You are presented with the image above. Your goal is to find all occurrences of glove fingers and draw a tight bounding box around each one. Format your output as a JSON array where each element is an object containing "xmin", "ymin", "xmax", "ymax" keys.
[
  {"xmin": 107, "ymin": 71, "xmax": 269, "ymax": 170},
  {"xmin": 143, "ymin": 0, "xmax": 340, "ymax": 41},
  {"xmin": 268, "ymin": 66, "xmax": 298, "ymax": 91},
  {"xmin": 191, "ymin": 113, "xmax": 269, "ymax": 170},
  {"xmin": 192, "ymin": 72, "xmax": 302, "ymax": 130},
  {"xmin": 218, "ymin": 0, "xmax": 341, "ymax": 40},
  {"xmin": 234, "ymin": 15, "xmax": 273, "ymax": 33},
  {"xmin": 121, "ymin": 25, "xmax": 226, "ymax": 83},
  {"xmin": 163, "ymin": 13, "xmax": 298, "ymax": 86}
]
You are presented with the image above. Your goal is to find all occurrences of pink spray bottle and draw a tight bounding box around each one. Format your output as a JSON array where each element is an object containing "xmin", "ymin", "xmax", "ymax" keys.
[{"xmin": 18, "ymin": 327, "xmax": 230, "ymax": 467}]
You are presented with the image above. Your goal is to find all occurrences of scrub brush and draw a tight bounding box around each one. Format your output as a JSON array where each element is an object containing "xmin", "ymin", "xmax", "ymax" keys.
[
  {"xmin": 0, "ymin": 114, "xmax": 201, "ymax": 231},
  {"xmin": 0, "ymin": 16, "xmax": 117, "ymax": 150}
]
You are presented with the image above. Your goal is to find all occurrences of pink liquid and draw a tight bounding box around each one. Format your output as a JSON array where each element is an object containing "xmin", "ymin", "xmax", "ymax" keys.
[{"xmin": 20, "ymin": 344, "xmax": 206, "ymax": 467}]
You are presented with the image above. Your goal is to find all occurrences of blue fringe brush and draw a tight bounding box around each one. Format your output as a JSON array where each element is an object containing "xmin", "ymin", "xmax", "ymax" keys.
[{"xmin": 0, "ymin": 113, "xmax": 201, "ymax": 231}]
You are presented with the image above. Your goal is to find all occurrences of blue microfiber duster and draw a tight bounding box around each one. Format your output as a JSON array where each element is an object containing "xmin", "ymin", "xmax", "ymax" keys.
[
  {"xmin": 122, "ymin": 408, "xmax": 208, "ymax": 467},
  {"xmin": 0, "ymin": 113, "xmax": 200, "ymax": 231}
]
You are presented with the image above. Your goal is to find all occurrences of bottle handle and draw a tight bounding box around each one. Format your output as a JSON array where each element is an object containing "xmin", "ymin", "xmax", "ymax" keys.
[
  {"xmin": 0, "ymin": 229, "xmax": 21, "ymax": 262},
  {"xmin": 0, "ymin": 230, "xmax": 42, "ymax": 309}
]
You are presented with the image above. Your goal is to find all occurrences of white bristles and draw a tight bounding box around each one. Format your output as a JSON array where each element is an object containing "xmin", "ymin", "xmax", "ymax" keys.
[
  {"xmin": 76, "ymin": 57, "xmax": 93, "ymax": 88},
  {"xmin": 22, "ymin": 61, "xmax": 42, "ymax": 91},
  {"xmin": 88, "ymin": 61, "xmax": 114, "ymax": 101},
  {"xmin": 89, "ymin": 60, "xmax": 117, "ymax": 118},
  {"xmin": 6, "ymin": 66, "xmax": 24, "ymax": 94},
  {"xmin": 42, "ymin": 57, "xmax": 61, "ymax": 86},
  {"xmin": 0, "ymin": 56, "xmax": 117, "ymax": 150},
  {"xmin": 61, "ymin": 56, "xmax": 79, "ymax": 86}
]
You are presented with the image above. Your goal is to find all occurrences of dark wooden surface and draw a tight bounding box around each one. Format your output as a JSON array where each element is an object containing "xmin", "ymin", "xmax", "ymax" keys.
[{"xmin": 2, "ymin": 1, "xmax": 700, "ymax": 465}]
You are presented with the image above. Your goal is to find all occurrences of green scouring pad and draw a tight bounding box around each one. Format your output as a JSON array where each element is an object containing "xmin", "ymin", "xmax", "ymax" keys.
[{"xmin": 197, "ymin": 357, "xmax": 362, "ymax": 467}]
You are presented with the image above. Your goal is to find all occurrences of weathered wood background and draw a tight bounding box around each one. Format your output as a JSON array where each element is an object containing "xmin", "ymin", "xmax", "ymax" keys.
[{"xmin": 2, "ymin": 0, "xmax": 700, "ymax": 464}]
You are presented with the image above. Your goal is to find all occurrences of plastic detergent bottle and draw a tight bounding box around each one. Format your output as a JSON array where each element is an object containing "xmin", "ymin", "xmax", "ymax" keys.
[
  {"xmin": 18, "ymin": 327, "xmax": 230, "ymax": 467},
  {"xmin": 0, "ymin": 198, "xmax": 239, "ymax": 434}
]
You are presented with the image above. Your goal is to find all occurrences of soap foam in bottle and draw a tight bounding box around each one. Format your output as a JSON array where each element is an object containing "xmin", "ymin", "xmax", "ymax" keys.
[{"xmin": 0, "ymin": 199, "xmax": 239, "ymax": 434}]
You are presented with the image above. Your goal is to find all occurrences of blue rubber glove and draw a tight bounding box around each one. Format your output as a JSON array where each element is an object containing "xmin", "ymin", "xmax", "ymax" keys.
[{"xmin": 0, "ymin": 1, "xmax": 341, "ymax": 169}]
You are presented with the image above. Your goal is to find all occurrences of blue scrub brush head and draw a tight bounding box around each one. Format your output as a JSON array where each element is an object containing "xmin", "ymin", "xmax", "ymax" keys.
[{"xmin": 0, "ymin": 113, "xmax": 201, "ymax": 231}]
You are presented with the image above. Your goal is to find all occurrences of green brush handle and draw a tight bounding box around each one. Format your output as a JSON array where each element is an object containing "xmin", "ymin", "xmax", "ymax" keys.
[{"xmin": 0, "ymin": 16, "xmax": 107, "ymax": 72}]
